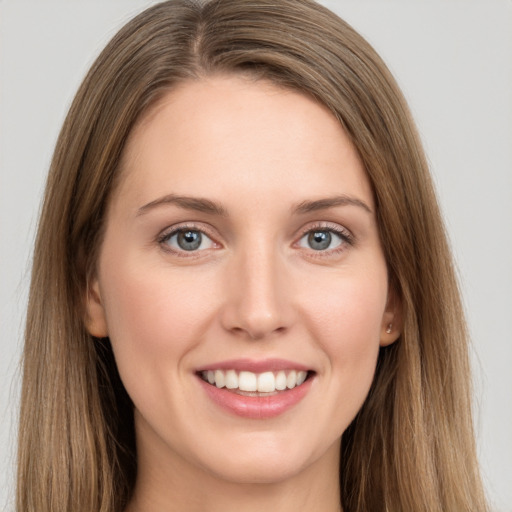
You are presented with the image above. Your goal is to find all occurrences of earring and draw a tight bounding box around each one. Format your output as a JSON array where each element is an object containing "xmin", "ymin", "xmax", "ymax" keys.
[{"xmin": 386, "ymin": 323, "xmax": 392, "ymax": 334}]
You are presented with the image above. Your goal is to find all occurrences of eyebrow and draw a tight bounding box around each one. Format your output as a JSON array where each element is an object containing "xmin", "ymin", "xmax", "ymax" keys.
[
  {"xmin": 293, "ymin": 195, "xmax": 373, "ymax": 215},
  {"xmin": 137, "ymin": 193, "xmax": 372, "ymax": 217},
  {"xmin": 137, "ymin": 194, "xmax": 227, "ymax": 217}
]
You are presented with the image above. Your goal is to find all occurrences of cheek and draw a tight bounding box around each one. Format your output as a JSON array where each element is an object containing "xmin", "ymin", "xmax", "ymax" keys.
[
  {"xmin": 299, "ymin": 267, "xmax": 387, "ymax": 404},
  {"xmin": 98, "ymin": 259, "xmax": 217, "ymax": 389},
  {"xmin": 302, "ymin": 266, "xmax": 387, "ymax": 348}
]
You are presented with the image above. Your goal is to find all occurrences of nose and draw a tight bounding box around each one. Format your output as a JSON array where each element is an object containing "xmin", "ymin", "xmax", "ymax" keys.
[{"xmin": 220, "ymin": 245, "xmax": 292, "ymax": 340}]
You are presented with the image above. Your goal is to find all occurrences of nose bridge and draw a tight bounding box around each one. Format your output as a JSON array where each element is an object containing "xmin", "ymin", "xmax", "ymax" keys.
[{"xmin": 222, "ymin": 238, "xmax": 289, "ymax": 339}]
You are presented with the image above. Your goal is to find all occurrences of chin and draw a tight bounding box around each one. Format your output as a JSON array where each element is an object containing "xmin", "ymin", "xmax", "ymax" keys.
[
  {"xmin": 205, "ymin": 454, "xmax": 310, "ymax": 485},
  {"xmin": 192, "ymin": 432, "xmax": 340, "ymax": 486}
]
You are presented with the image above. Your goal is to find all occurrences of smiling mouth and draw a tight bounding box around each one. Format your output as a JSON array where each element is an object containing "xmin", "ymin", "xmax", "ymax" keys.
[{"xmin": 199, "ymin": 369, "xmax": 312, "ymax": 395}]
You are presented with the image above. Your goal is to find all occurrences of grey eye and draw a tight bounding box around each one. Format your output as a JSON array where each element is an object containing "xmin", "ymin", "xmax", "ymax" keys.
[
  {"xmin": 298, "ymin": 229, "xmax": 343, "ymax": 251},
  {"xmin": 308, "ymin": 231, "xmax": 332, "ymax": 250},
  {"xmin": 165, "ymin": 229, "xmax": 214, "ymax": 252},
  {"xmin": 177, "ymin": 230, "xmax": 202, "ymax": 251}
]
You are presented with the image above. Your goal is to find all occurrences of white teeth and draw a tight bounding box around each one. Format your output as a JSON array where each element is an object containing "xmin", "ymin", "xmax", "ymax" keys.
[
  {"xmin": 225, "ymin": 369, "xmax": 238, "ymax": 389},
  {"xmin": 275, "ymin": 370, "xmax": 287, "ymax": 390},
  {"xmin": 286, "ymin": 370, "xmax": 297, "ymax": 389},
  {"xmin": 239, "ymin": 371, "xmax": 257, "ymax": 392},
  {"xmin": 201, "ymin": 369, "xmax": 309, "ymax": 392},
  {"xmin": 257, "ymin": 372, "xmax": 275, "ymax": 392},
  {"xmin": 214, "ymin": 369, "xmax": 225, "ymax": 388}
]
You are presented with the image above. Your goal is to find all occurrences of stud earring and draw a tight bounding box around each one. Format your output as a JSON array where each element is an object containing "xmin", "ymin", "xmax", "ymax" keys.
[{"xmin": 386, "ymin": 323, "xmax": 392, "ymax": 334}]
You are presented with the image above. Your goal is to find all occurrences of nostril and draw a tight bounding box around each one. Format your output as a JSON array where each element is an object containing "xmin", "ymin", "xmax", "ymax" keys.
[{"xmin": 227, "ymin": 324, "xmax": 287, "ymax": 341}]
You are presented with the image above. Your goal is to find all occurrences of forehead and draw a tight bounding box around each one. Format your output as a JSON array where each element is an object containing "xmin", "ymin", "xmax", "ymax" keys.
[{"xmin": 114, "ymin": 75, "xmax": 373, "ymax": 213}]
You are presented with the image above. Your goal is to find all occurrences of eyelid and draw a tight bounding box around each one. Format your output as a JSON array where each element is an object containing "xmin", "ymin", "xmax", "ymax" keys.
[
  {"xmin": 155, "ymin": 220, "xmax": 354, "ymax": 258},
  {"xmin": 295, "ymin": 221, "xmax": 354, "ymax": 242},
  {"xmin": 156, "ymin": 222, "xmax": 222, "ymax": 255},
  {"xmin": 293, "ymin": 221, "xmax": 355, "ymax": 254}
]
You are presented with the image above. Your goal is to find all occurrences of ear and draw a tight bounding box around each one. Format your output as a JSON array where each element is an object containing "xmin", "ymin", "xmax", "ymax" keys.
[
  {"xmin": 84, "ymin": 277, "xmax": 108, "ymax": 338},
  {"xmin": 380, "ymin": 285, "xmax": 402, "ymax": 347}
]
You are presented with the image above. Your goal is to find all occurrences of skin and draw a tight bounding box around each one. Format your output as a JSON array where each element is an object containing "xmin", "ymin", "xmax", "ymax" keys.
[{"xmin": 86, "ymin": 75, "xmax": 400, "ymax": 512}]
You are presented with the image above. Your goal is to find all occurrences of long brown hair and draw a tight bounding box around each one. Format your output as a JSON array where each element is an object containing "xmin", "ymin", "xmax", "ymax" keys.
[{"xmin": 17, "ymin": 1, "xmax": 488, "ymax": 511}]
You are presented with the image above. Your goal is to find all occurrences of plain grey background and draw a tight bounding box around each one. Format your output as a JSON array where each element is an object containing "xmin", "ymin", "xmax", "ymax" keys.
[{"xmin": 1, "ymin": 1, "xmax": 511, "ymax": 510}]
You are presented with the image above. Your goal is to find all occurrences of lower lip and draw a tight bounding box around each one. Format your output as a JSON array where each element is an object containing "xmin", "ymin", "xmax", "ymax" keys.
[{"xmin": 198, "ymin": 375, "xmax": 313, "ymax": 419}]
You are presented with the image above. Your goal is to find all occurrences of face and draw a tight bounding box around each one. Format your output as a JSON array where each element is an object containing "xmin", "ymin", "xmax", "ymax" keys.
[{"xmin": 86, "ymin": 76, "xmax": 399, "ymax": 486}]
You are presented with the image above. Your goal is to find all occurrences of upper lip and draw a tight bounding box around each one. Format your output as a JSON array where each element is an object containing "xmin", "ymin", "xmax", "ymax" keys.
[{"xmin": 197, "ymin": 358, "xmax": 311, "ymax": 373}]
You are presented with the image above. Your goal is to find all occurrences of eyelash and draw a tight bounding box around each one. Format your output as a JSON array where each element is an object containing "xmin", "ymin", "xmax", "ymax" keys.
[
  {"xmin": 157, "ymin": 223, "xmax": 219, "ymax": 258},
  {"xmin": 156, "ymin": 222, "xmax": 354, "ymax": 258},
  {"xmin": 295, "ymin": 222, "xmax": 354, "ymax": 257}
]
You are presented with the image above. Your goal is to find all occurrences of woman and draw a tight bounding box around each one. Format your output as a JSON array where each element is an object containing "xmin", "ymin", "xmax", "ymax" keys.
[{"xmin": 17, "ymin": 0, "xmax": 489, "ymax": 511}]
